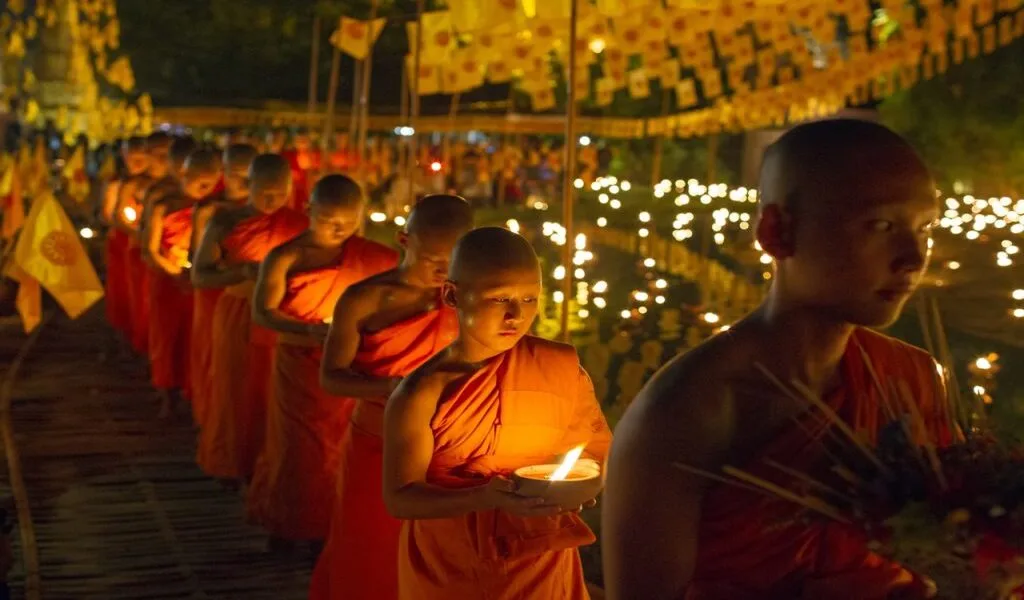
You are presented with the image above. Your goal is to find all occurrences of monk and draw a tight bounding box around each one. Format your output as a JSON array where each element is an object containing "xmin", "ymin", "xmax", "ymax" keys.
[
  {"xmin": 143, "ymin": 149, "xmax": 221, "ymax": 419},
  {"xmin": 115, "ymin": 131, "xmax": 172, "ymax": 355},
  {"xmin": 192, "ymin": 154, "xmax": 308, "ymax": 482},
  {"xmin": 383, "ymin": 227, "xmax": 612, "ymax": 600},
  {"xmin": 246, "ymin": 174, "xmax": 398, "ymax": 545},
  {"xmin": 309, "ymin": 194, "xmax": 474, "ymax": 600},
  {"xmin": 102, "ymin": 137, "xmax": 148, "ymax": 341},
  {"xmin": 601, "ymin": 119, "xmax": 948, "ymax": 600},
  {"xmin": 189, "ymin": 143, "xmax": 258, "ymax": 428}
]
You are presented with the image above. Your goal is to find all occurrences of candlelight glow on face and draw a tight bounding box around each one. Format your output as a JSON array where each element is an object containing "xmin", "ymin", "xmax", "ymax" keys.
[{"xmin": 549, "ymin": 444, "xmax": 586, "ymax": 481}]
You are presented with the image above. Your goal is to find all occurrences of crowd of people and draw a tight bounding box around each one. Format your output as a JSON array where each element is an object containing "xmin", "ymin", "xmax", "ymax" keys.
[{"xmin": 6, "ymin": 116, "xmax": 949, "ymax": 599}]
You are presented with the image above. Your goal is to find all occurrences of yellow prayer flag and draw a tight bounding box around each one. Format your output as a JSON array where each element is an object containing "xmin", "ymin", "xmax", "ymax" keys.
[
  {"xmin": 406, "ymin": 57, "xmax": 441, "ymax": 95},
  {"xmin": 9, "ymin": 266, "xmax": 42, "ymax": 333},
  {"xmin": 529, "ymin": 87, "xmax": 556, "ymax": 111},
  {"xmin": 448, "ymin": 0, "xmax": 518, "ymax": 32},
  {"xmin": 487, "ymin": 59, "xmax": 513, "ymax": 84},
  {"xmin": 701, "ymin": 72, "xmax": 723, "ymax": 98},
  {"xmin": 675, "ymin": 78, "xmax": 698, "ymax": 108},
  {"xmin": 530, "ymin": 19, "xmax": 567, "ymax": 51},
  {"xmin": 331, "ymin": 17, "xmax": 386, "ymax": 60},
  {"xmin": 627, "ymin": 69, "xmax": 650, "ymax": 98},
  {"xmin": 660, "ymin": 59, "xmax": 681, "ymax": 87},
  {"xmin": 62, "ymin": 146, "xmax": 89, "ymax": 204},
  {"xmin": 1, "ymin": 163, "xmax": 24, "ymax": 240},
  {"xmin": 451, "ymin": 49, "xmax": 486, "ymax": 93},
  {"xmin": 11, "ymin": 192, "xmax": 104, "ymax": 327},
  {"xmin": 595, "ymin": 78, "xmax": 615, "ymax": 106},
  {"xmin": 411, "ymin": 11, "xmax": 455, "ymax": 64},
  {"xmin": 535, "ymin": 0, "xmax": 571, "ymax": 21}
]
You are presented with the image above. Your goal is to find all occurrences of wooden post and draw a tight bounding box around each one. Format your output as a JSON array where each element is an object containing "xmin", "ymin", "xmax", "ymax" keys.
[
  {"xmin": 406, "ymin": 0, "xmax": 425, "ymax": 206},
  {"xmin": 650, "ymin": 87, "xmax": 670, "ymax": 188},
  {"xmin": 348, "ymin": 59, "xmax": 363, "ymax": 152},
  {"xmin": 495, "ymin": 85, "xmax": 515, "ymax": 208},
  {"xmin": 559, "ymin": 0, "xmax": 580, "ymax": 342},
  {"xmin": 398, "ymin": 61, "xmax": 410, "ymax": 181},
  {"xmin": 321, "ymin": 23, "xmax": 342, "ymax": 176},
  {"xmin": 442, "ymin": 92, "xmax": 461, "ymax": 184},
  {"xmin": 357, "ymin": 0, "xmax": 379, "ymax": 186},
  {"xmin": 308, "ymin": 14, "xmax": 322, "ymax": 118}
]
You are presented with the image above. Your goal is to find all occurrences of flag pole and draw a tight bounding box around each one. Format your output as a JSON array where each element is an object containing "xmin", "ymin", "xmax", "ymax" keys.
[
  {"xmin": 357, "ymin": 0, "xmax": 379, "ymax": 187},
  {"xmin": 559, "ymin": 0, "xmax": 580, "ymax": 342},
  {"xmin": 348, "ymin": 60, "xmax": 363, "ymax": 152},
  {"xmin": 406, "ymin": 0, "xmax": 425, "ymax": 207},
  {"xmin": 442, "ymin": 91, "xmax": 461, "ymax": 187},
  {"xmin": 308, "ymin": 14, "xmax": 322, "ymax": 120},
  {"xmin": 650, "ymin": 87, "xmax": 670, "ymax": 187},
  {"xmin": 321, "ymin": 22, "xmax": 342, "ymax": 177}
]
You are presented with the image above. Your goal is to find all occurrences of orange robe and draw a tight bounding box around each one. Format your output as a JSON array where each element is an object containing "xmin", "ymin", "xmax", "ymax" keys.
[
  {"xmin": 104, "ymin": 225, "xmax": 131, "ymax": 336},
  {"xmin": 309, "ymin": 302, "xmax": 459, "ymax": 600},
  {"xmin": 687, "ymin": 328, "xmax": 952, "ymax": 600},
  {"xmin": 397, "ymin": 336, "xmax": 612, "ymax": 600},
  {"xmin": 122, "ymin": 193, "xmax": 150, "ymax": 356},
  {"xmin": 191, "ymin": 286, "xmax": 222, "ymax": 427},
  {"xmin": 247, "ymin": 237, "xmax": 398, "ymax": 541},
  {"xmin": 147, "ymin": 206, "xmax": 194, "ymax": 392},
  {"xmin": 196, "ymin": 208, "xmax": 308, "ymax": 480}
]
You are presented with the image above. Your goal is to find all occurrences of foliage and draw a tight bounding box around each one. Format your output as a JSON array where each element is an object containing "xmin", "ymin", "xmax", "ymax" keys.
[{"xmin": 878, "ymin": 38, "xmax": 1024, "ymax": 197}]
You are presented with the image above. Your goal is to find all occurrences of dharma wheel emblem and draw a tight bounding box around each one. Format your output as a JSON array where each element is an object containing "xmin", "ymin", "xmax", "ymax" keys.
[{"xmin": 40, "ymin": 231, "xmax": 78, "ymax": 267}]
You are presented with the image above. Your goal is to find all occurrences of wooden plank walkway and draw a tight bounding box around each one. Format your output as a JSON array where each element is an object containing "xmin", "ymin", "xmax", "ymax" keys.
[{"xmin": 0, "ymin": 308, "xmax": 313, "ymax": 600}]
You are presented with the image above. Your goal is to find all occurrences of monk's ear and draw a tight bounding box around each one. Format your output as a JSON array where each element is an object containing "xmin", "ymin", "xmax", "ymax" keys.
[
  {"xmin": 755, "ymin": 204, "xmax": 795, "ymax": 260},
  {"xmin": 396, "ymin": 230, "xmax": 410, "ymax": 249},
  {"xmin": 442, "ymin": 280, "xmax": 458, "ymax": 308}
]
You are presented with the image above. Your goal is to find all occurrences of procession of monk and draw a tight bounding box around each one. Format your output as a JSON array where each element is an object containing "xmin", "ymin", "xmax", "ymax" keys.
[{"xmin": 95, "ymin": 119, "xmax": 943, "ymax": 599}]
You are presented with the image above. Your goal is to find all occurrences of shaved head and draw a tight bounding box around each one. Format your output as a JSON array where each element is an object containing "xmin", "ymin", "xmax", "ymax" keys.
[
  {"xmin": 249, "ymin": 153, "xmax": 292, "ymax": 188},
  {"xmin": 311, "ymin": 174, "xmax": 364, "ymax": 208},
  {"xmin": 759, "ymin": 119, "xmax": 931, "ymax": 212},
  {"xmin": 407, "ymin": 194, "xmax": 474, "ymax": 237},
  {"xmin": 125, "ymin": 136, "xmax": 147, "ymax": 152},
  {"xmin": 184, "ymin": 148, "xmax": 221, "ymax": 176},
  {"xmin": 146, "ymin": 131, "xmax": 172, "ymax": 150},
  {"xmin": 450, "ymin": 227, "xmax": 538, "ymax": 283},
  {"xmin": 224, "ymin": 143, "xmax": 258, "ymax": 168},
  {"xmin": 170, "ymin": 137, "xmax": 199, "ymax": 166}
]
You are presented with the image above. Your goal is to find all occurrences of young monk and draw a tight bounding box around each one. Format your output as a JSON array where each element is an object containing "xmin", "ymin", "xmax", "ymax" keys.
[
  {"xmin": 189, "ymin": 143, "xmax": 258, "ymax": 429},
  {"xmin": 102, "ymin": 137, "xmax": 148, "ymax": 341},
  {"xmin": 382, "ymin": 227, "xmax": 612, "ymax": 600},
  {"xmin": 601, "ymin": 119, "xmax": 947, "ymax": 600},
  {"xmin": 116, "ymin": 131, "xmax": 172, "ymax": 355},
  {"xmin": 246, "ymin": 174, "xmax": 398, "ymax": 545},
  {"xmin": 309, "ymin": 194, "xmax": 473, "ymax": 600},
  {"xmin": 191, "ymin": 154, "xmax": 308, "ymax": 482},
  {"xmin": 143, "ymin": 149, "xmax": 221, "ymax": 419}
]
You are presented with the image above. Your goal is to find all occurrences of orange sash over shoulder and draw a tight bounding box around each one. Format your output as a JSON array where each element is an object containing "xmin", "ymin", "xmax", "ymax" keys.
[
  {"xmin": 147, "ymin": 206, "xmax": 194, "ymax": 392},
  {"xmin": 397, "ymin": 336, "xmax": 612, "ymax": 600},
  {"xmin": 247, "ymin": 237, "xmax": 398, "ymax": 541},
  {"xmin": 310, "ymin": 303, "xmax": 458, "ymax": 600},
  {"xmin": 196, "ymin": 208, "xmax": 308, "ymax": 479},
  {"xmin": 687, "ymin": 328, "xmax": 951, "ymax": 600}
]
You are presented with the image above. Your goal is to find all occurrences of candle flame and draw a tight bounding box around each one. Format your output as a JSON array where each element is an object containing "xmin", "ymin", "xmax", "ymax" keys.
[
  {"xmin": 323, "ymin": 316, "xmax": 334, "ymax": 325},
  {"xmin": 549, "ymin": 445, "xmax": 585, "ymax": 481},
  {"xmin": 123, "ymin": 206, "xmax": 138, "ymax": 223}
]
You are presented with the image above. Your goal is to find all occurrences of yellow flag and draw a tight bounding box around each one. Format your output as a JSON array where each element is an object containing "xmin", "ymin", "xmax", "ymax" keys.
[
  {"xmin": 448, "ymin": 0, "xmax": 518, "ymax": 32},
  {"xmin": 11, "ymin": 192, "xmax": 104, "ymax": 326},
  {"xmin": 331, "ymin": 17, "xmax": 386, "ymax": 59},
  {"xmin": 62, "ymin": 146, "xmax": 90, "ymax": 204},
  {"xmin": 675, "ymin": 78, "xmax": 698, "ymax": 108},
  {"xmin": 411, "ymin": 11, "xmax": 455, "ymax": 64},
  {"xmin": 628, "ymin": 69, "xmax": 650, "ymax": 98},
  {"xmin": 1, "ymin": 160, "xmax": 25, "ymax": 240},
  {"xmin": 10, "ymin": 266, "xmax": 42, "ymax": 333}
]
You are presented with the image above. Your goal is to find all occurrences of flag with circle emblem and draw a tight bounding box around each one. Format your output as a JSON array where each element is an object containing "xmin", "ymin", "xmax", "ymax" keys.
[
  {"xmin": 331, "ymin": 17, "xmax": 386, "ymax": 59},
  {"xmin": 5, "ymin": 191, "xmax": 103, "ymax": 332}
]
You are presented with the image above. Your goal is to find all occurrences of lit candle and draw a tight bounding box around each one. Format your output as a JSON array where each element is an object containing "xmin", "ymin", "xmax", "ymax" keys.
[
  {"xmin": 123, "ymin": 206, "xmax": 138, "ymax": 223},
  {"xmin": 549, "ymin": 445, "xmax": 586, "ymax": 481}
]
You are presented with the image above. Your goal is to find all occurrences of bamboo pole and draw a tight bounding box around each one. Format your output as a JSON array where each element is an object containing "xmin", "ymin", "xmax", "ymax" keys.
[
  {"xmin": 495, "ymin": 85, "xmax": 515, "ymax": 208},
  {"xmin": 398, "ymin": 61, "xmax": 409, "ymax": 188},
  {"xmin": 357, "ymin": 0, "xmax": 379, "ymax": 186},
  {"xmin": 308, "ymin": 14, "xmax": 322, "ymax": 118},
  {"xmin": 348, "ymin": 59, "xmax": 363, "ymax": 152},
  {"xmin": 406, "ymin": 0, "xmax": 425, "ymax": 206},
  {"xmin": 650, "ymin": 87, "xmax": 671, "ymax": 188},
  {"xmin": 559, "ymin": 0, "xmax": 580, "ymax": 342},
  {"xmin": 442, "ymin": 92, "xmax": 461, "ymax": 186},
  {"xmin": 321, "ymin": 28, "xmax": 343, "ymax": 176}
]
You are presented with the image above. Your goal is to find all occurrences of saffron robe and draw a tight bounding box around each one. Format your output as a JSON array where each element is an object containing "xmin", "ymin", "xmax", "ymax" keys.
[
  {"xmin": 190, "ymin": 286, "xmax": 222, "ymax": 427},
  {"xmin": 147, "ymin": 206, "xmax": 194, "ymax": 392},
  {"xmin": 104, "ymin": 225, "xmax": 131, "ymax": 336},
  {"xmin": 247, "ymin": 237, "xmax": 398, "ymax": 540},
  {"xmin": 397, "ymin": 335, "xmax": 612, "ymax": 600},
  {"xmin": 309, "ymin": 303, "xmax": 459, "ymax": 600},
  {"xmin": 686, "ymin": 328, "xmax": 952, "ymax": 600},
  {"xmin": 123, "ymin": 191, "xmax": 150, "ymax": 355},
  {"xmin": 196, "ymin": 208, "xmax": 308, "ymax": 479}
]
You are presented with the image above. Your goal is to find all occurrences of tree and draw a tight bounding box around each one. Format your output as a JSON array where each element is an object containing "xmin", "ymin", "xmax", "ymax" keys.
[{"xmin": 878, "ymin": 38, "xmax": 1024, "ymax": 197}]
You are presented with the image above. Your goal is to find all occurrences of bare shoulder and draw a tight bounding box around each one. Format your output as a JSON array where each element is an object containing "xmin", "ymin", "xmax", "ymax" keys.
[
  {"xmin": 208, "ymin": 203, "xmax": 248, "ymax": 231},
  {"xmin": 340, "ymin": 269, "xmax": 400, "ymax": 305},
  {"xmin": 615, "ymin": 331, "xmax": 752, "ymax": 458},
  {"xmin": 396, "ymin": 351, "xmax": 456, "ymax": 400},
  {"xmin": 265, "ymin": 237, "xmax": 303, "ymax": 264}
]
